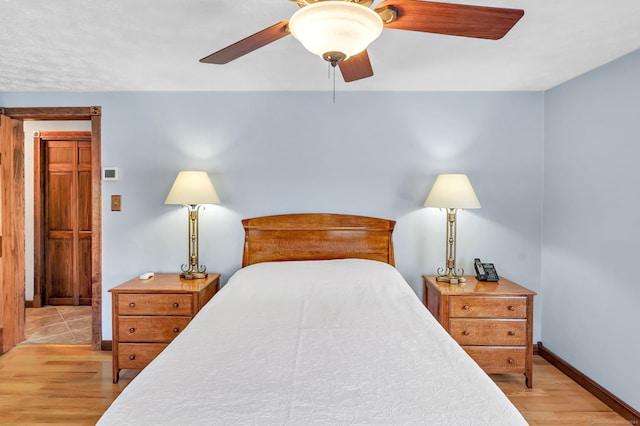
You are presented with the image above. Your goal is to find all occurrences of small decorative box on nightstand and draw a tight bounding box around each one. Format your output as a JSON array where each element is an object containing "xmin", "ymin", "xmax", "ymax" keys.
[
  {"xmin": 109, "ymin": 273, "xmax": 219, "ymax": 383},
  {"xmin": 423, "ymin": 275, "xmax": 536, "ymax": 388}
]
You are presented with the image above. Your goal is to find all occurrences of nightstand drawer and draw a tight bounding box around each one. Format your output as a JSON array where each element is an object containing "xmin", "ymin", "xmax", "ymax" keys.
[
  {"xmin": 118, "ymin": 316, "xmax": 191, "ymax": 342},
  {"xmin": 449, "ymin": 318, "xmax": 527, "ymax": 345},
  {"xmin": 449, "ymin": 296, "xmax": 527, "ymax": 318},
  {"xmin": 117, "ymin": 343, "xmax": 168, "ymax": 369},
  {"xmin": 117, "ymin": 294, "xmax": 193, "ymax": 316},
  {"xmin": 463, "ymin": 346, "xmax": 526, "ymax": 373}
]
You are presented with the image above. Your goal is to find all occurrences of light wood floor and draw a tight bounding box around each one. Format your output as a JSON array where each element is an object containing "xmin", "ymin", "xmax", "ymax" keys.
[
  {"xmin": 0, "ymin": 344, "xmax": 630, "ymax": 425},
  {"xmin": 492, "ymin": 358, "xmax": 630, "ymax": 425}
]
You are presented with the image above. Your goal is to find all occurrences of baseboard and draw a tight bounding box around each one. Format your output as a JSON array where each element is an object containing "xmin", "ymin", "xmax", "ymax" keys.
[
  {"xmin": 101, "ymin": 340, "xmax": 112, "ymax": 351},
  {"xmin": 25, "ymin": 300, "xmax": 34, "ymax": 308},
  {"xmin": 537, "ymin": 341, "xmax": 639, "ymax": 423}
]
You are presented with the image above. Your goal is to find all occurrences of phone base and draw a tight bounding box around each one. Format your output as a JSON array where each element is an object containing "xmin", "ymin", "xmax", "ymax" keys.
[{"xmin": 435, "ymin": 275, "xmax": 466, "ymax": 285}]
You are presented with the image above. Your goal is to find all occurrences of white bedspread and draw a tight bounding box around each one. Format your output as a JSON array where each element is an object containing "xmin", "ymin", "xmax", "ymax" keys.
[{"xmin": 98, "ymin": 259, "xmax": 527, "ymax": 425}]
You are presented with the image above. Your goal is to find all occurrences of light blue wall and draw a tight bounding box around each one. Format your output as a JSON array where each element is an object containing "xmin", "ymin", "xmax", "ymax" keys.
[
  {"xmin": 0, "ymin": 91, "xmax": 544, "ymax": 344},
  {"xmin": 544, "ymin": 49, "xmax": 640, "ymax": 410}
]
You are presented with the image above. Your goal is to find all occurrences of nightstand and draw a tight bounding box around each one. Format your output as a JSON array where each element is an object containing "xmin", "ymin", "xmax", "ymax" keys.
[
  {"xmin": 109, "ymin": 273, "xmax": 219, "ymax": 383},
  {"xmin": 423, "ymin": 275, "xmax": 536, "ymax": 388}
]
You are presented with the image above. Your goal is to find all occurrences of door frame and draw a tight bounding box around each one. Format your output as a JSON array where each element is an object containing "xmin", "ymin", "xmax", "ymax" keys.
[
  {"xmin": 34, "ymin": 131, "xmax": 93, "ymax": 308},
  {"xmin": 0, "ymin": 107, "xmax": 102, "ymax": 350}
]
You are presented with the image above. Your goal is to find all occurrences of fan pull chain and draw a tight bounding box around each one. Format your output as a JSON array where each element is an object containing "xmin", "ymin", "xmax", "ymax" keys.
[
  {"xmin": 328, "ymin": 60, "xmax": 338, "ymax": 104},
  {"xmin": 333, "ymin": 65, "xmax": 336, "ymax": 104}
]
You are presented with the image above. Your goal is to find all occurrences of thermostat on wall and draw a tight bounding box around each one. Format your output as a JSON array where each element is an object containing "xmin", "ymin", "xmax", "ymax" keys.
[{"xmin": 103, "ymin": 167, "xmax": 119, "ymax": 181}]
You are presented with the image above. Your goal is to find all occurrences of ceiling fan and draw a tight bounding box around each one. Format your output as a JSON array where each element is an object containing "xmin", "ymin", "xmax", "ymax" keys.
[{"xmin": 200, "ymin": 0, "xmax": 524, "ymax": 83}]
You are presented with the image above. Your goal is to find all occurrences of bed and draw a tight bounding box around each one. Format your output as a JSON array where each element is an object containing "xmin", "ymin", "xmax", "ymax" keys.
[{"xmin": 98, "ymin": 213, "xmax": 526, "ymax": 425}]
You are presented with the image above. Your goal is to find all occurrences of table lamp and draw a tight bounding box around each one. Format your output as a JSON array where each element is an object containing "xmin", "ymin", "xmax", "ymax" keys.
[
  {"xmin": 165, "ymin": 171, "xmax": 220, "ymax": 279},
  {"xmin": 424, "ymin": 174, "xmax": 481, "ymax": 284}
]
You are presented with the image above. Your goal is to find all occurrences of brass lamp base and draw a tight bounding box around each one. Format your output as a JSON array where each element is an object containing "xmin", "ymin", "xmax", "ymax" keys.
[
  {"xmin": 178, "ymin": 205, "xmax": 208, "ymax": 281},
  {"xmin": 434, "ymin": 207, "xmax": 466, "ymax": 285},
  {"xmin": 180, "ymin": 272, "xmax": 208, "ymax": 280},
  {"xmin": 435, "ymin": 274, "xmax": 466, "ymax": 285}
]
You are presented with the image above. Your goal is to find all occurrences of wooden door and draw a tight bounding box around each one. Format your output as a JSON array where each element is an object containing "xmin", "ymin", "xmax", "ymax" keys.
[
  {"xmin": 0, "ymin": 114, "xmax": 26, "ymax": 353},
  {"xmin": 45, "ymin": 137, "xmax": 92, "ymax": 305}
]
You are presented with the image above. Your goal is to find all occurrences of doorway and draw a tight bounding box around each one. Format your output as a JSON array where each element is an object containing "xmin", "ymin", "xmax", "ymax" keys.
[
  {"xmin": 35, "ymin": 132, "xmax": 93, "ymax": 307},
  {"xmin": 0, "ymin": 107, "xmax": 102, "ymax": 352}
]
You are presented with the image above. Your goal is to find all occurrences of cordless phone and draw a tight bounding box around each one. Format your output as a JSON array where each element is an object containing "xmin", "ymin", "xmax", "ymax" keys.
[{"xmin": 474, "ymin": 258, "xmax": 499, "ymax": 282}]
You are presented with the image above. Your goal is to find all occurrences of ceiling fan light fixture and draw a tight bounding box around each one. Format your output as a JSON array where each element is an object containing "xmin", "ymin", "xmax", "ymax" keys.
[{"xmin": 289, "ymin": 1, "xmax": 383, "ymax": 62}]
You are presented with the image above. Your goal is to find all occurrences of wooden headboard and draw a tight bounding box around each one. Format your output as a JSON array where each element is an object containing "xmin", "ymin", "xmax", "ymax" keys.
[{"xmin": 241, "ymin": 213, "xmax": 396, "ymax": 267}]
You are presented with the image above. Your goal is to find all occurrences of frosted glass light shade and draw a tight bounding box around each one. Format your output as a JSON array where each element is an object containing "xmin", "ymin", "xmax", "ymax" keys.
[
  {"xmin": 164, "ymin": 171, "xmax": 220, "ymax": 205},
  {"xmin": 289, "ymin": 1, "xmax": 383, "ymax": 61},
  {"xmin": 424, "ymin": 174, "xmax": 481, "ymax": 209}
]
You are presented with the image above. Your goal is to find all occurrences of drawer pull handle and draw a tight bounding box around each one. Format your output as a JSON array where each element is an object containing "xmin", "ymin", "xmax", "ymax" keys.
[
  {"xmin": 462, "ymin": 330, "xmax": 470, "ymax": 336},
  {"xmin": 173, "ymin": 303, "xmax": 179, "ymax": 308},
  {"xmin": 508, "ymin": 305, "xmax": 515, "ymax": 311},
  {"xmin": 173, "ymin": 327, "xmax": 180, "ymax": 333},
  {"xmin": 462, "ymin": 305, "xmax": 470, "ymax": 310},
  {"xmin": 128, "ymin": 327, "xmax": 135, "ymax": 333},
  {"xmin": 508, "ymin": 330, "xmax": 515, "ymax": 336},
  {"xmin": 129, "ymin": 354, "xmax": 136, "ymax": 360},
  {"xmin": 129, "ymin": 302, "xmax": 135, "ymax": 308},
  {"xmin": 508, "ymin": 357, "xmax": 515, "ymax": 364}
]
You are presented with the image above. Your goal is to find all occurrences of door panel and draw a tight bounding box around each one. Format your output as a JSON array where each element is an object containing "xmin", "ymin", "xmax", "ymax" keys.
[
  {"xmin": 78, "ymin": 169, "xmax": 92, "ymax": 231},
  {"xmin": 46, "ymin": 238, "xmax": 74, "ymax": 304},
  {"xmin": 47, "ymin": 172, "xmax": 73, "ymax": 230},
  {"xmin": 78, "ymin": 144, "xmax": 91, "ymax": 165},
  {"xmin": 79, "ymin": 236, "xmax": 92, "ymax": 303},
  {"xmin": 47, "ymin": 144, "xmax": 75, "ymax": 165}
]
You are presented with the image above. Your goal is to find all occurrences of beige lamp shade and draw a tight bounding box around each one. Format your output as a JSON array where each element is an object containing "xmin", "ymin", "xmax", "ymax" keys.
[
  {"xmin": 164, "ymin": 171, "xmax": 220, "ymax": 205},
  {"xmin": 424, "ymin": 174, "xmax": 481, "ymax": 209}
]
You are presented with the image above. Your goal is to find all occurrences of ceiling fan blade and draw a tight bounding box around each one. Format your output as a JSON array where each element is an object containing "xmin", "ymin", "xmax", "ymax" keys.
[
  {"xmin": 200, "ymin": 21, "xmax": 290, "ymax": 64},
  {"xmin": 375, "ymin": 0, "xmax": 524, "ymax": 40},
  {"xmin": 338, "ymin": 50, "xmax": 374, "ymax": 82}
]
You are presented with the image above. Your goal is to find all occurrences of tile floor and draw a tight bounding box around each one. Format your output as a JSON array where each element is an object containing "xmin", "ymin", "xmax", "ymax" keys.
[{"xmin": 24, "ymin": 306, "xmax": 92, "ymax": 344}]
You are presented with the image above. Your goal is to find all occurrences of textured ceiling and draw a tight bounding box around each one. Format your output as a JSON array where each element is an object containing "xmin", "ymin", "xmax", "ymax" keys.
[{"xmin": 1, "ymin": 0, "xmax": 640, "ymax": 92}]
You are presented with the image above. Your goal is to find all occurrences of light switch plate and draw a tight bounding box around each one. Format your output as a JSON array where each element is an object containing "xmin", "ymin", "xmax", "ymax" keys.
[{"xmin": 111, "ymin": 195, "xmax": 122, "ymax": 211}]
